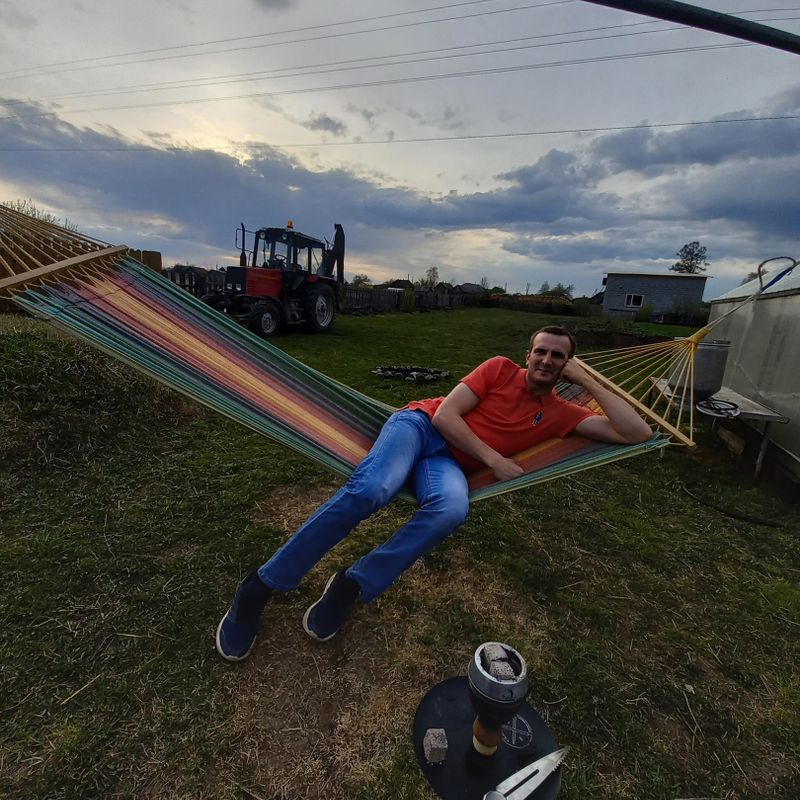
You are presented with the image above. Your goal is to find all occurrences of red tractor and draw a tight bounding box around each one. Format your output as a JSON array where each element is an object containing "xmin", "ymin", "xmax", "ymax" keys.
[{"xmin": 202, "ymin": 221, "xmax": 345, "ymax": 337}]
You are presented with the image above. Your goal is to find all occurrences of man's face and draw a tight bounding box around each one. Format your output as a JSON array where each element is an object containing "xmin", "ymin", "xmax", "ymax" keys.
[{"xmin": 525, "ymin": 332, "xmax": 571, "ymax": 389}]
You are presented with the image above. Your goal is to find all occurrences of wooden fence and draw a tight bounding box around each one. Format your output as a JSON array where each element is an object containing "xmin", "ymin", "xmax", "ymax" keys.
[{"xmin": 343, "ymin": 287, "xmax": 467, "ymax": 315}]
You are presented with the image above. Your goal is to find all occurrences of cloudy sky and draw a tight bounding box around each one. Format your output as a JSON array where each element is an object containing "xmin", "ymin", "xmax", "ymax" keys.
[{"xmin": 1, "ymin": 0, "xmax": 798, "ymax": 298}]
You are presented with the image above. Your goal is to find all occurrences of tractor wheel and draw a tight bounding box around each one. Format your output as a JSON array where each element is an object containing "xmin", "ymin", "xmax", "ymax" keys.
[
  {"xmin": 302, "ymin": 284, "xmax": 336, "ymax": 333},
  {"xmin": 248, "ymin": 299, "xmax": 283, "ymax": 337},
  {"xmin": 200, "ymin": 291, "xmax": 225, "ymax": 311}
]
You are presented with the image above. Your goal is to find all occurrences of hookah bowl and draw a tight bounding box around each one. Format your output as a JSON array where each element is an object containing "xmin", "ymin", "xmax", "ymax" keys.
[{"xmin": 467, "ymin": 642, "xmax": 529, "ymax": 756}]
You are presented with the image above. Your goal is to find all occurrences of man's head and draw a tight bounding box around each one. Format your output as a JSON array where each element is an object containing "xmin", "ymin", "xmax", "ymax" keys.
[
  {"xmin": 529, "ymin": 326, "xmax": 576, "ymax": 358},
  {"xmin": 525, "ymin": 326, "xmax": 575, "ymax": 392}
]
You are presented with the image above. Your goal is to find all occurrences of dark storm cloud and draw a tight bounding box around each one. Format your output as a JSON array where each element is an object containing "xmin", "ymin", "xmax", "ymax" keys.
[
  {"xmin": 0, "ymin": 102, "xmax": 435, "ymax": 255},
  {"xmin": 503, "ymin": 232, "xmax": 661, "ymax": 263},
  {"xmin": 0, "ymin": 107, "xmax": 667, "ymax": 263},
  {"xmin": 0, "ymin": 99, "xmax": 796, "ymax": 281},
  {"xmin": 497, "ymin": 149, "xmax": 607, "ymax": 192},
  {"xmin": 455, "ymin": 149, "xmax": 620, "ymax": 231},
  {"xmin": 667, "ymin": 157, "xmax": 800, "ymax": 240},
  {"xmin": 593, "ymin": 117, "xmax": 800, "ymax": 175},
  {"xmin": 301, "ymin": 113, "xmax": 347, "ymax": 136}
]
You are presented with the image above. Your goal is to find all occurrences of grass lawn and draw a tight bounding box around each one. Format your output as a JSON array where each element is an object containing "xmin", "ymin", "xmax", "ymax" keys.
[{"xmin": 1, "ymin": 308, "xmax": 798, "ymax": 800}]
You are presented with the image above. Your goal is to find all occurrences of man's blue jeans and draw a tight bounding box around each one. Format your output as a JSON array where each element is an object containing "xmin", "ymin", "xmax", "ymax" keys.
[{"xmin": 258, "ymin": 410, "xmax": 470, "ymax": 602}]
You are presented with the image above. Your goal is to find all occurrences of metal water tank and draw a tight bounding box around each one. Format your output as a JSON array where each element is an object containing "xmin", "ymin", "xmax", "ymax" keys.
[{"xmin": 668, "ymin": 339, "xmax": 730, "ymax": 401}]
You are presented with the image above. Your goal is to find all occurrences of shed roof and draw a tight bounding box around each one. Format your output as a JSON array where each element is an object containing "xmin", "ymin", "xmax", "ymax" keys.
[
  {"xmin": 710, "ymin": 266, "xmax": 800, "ymax": 303},
  {"xmin": 604, "ymin": 271, "xmax": 708, "ymax": 279}
]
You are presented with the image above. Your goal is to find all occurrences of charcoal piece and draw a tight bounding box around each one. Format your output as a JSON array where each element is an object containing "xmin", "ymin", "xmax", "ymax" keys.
[
  {"xmin": 488, "ymin": 660, "xmax": 515, "ymax": 680},
  {"xmin": 481, "ymin": 643, "xmax": 508, "ymax": 664},
  {"xmin": 423, "ymin": 727, "xmax": 448, "ymax": 765}
]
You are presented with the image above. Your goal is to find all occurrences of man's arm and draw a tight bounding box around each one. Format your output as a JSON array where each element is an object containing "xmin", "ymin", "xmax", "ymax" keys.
[
  {"xmin": 431, "ymin": 384, "xmax": 525, "ymax": 480},
  {"xmin": 563, "ymin": 360, "xmax": 653, "ymax": 445}
]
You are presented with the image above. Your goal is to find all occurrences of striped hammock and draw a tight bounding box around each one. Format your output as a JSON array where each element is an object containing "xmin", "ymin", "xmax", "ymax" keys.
[{"xmin": 1, "ymin": 205, "xmax": 667, "ymax": 501}]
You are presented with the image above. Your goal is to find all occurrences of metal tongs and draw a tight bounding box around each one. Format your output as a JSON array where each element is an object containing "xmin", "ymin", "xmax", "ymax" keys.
[{"xmin": 482, "ymin": 747, "xmax": 569, "ymax": 800}]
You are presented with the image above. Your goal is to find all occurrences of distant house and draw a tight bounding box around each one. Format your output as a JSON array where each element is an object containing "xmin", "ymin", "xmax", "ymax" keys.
[
  {"xmin": 454, "ymin": 282, "xmax": 485, "ymax": 295},
  {"xmin": 601, "ymin": 271, "xmax": 708, "ymax": 320},
  {"xmin": 163, "ymin": 265, "xmax": 225, "ymax": 297},
  {"xmin": 128, "ymin": 249, "xmax": 162, "ymax": 273},
  {"xmin": 382, "ymin": 278, "xmax": 414, "ymax": 290}
]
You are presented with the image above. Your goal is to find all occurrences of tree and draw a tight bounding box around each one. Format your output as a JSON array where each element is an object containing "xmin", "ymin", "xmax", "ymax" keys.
[
  {"xmin": 351, "ymin": 273, "xmax": 372, "ymax": 287},
  {"xmin": 537, "ymin": 281, "xmax": 574, "ymax": 298},
  {"xmin": 4, "ymin": 198, "xmax": 79, "ymax": 231},
  {"xmin": 480, "ymin": 276, "xmax": 489, "ymax": 290},
  {"xmin": 425, "ymin": 266, "xmax": 439, "ymax": 287},
  {"xmin": 671, "ymin": 241, "xmax": 709, "ymax": 274},
  {"xmin": 550, "ymin": 282, "xmax": 574, "ymax": 299},
  {"xmin": 739, "ymin": 268, "xmax": 766, "ymax": 286}
]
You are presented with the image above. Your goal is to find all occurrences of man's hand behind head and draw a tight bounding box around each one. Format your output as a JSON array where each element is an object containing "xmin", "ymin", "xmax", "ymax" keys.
[{"xmin": 560, "ymin": 357, "xmax": 593, "ymax": 388}]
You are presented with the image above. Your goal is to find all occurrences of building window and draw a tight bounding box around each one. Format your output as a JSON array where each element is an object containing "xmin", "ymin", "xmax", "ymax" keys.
[{"xmin": 624, "ymin": 294, "xmax": 643, "ymax": 308}]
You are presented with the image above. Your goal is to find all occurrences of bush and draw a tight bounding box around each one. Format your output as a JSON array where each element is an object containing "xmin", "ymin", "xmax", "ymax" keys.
[{"xmin": 571, "ymin": 298, "xmax": 599, "ymax": 318}]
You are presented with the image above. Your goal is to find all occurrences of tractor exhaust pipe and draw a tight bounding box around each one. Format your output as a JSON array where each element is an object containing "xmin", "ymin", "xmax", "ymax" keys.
[
  {"xmin": 239, "ymin": 223, "xmax": 247, "ymax": 267},
  {"xmin": 332, "ymin": 223, "xmax": 345, "ymax": 285}
]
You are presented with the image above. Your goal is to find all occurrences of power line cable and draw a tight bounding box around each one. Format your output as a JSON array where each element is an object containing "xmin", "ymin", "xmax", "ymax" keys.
[
  {"xmin": 4, "ymin": 13, "xmax": 797, "ymax": 109},
  {"xmin": 0, "ymin": 41, "xmax": 754, "ymax": 122},
  {"xmin": 0, "ymin": 0, "xmax": 504, "ymax": 76},
  {"xmin": 0, "ymin": 0, "xmax": 574, "ymax": 81},
  {"xmin": 2, "ymin": 114, "xmax": 797, "ymax": 152},
  {"xmin": 2, "ymin": 1, "xmax": 795, "ymax": 83},
  {"xmin": 1, "ymin": 19, "xmax": 668, "ymax": 106}
]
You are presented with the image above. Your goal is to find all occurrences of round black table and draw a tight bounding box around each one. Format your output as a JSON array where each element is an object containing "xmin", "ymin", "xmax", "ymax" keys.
[{"xmin": 412, "ymin": 677, "xmax": 562, "ymax": 800}]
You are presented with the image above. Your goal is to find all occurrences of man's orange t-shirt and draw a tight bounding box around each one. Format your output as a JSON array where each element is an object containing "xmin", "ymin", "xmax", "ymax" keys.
[{"xmin": 405, "ymin": 356, "xmax": 594, "ymax": 473}]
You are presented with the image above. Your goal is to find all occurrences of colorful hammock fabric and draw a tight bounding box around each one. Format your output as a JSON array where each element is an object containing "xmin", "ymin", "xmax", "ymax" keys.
[{"xmin": 1, "ymin": 205, "xmax": 667, "ymax": 502}]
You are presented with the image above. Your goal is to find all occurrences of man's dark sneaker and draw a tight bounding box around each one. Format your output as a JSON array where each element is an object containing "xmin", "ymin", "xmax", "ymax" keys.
[
  {"xmin": 216, "ymin": 571, "xmax": 273, "ymax": 662},
  {"xmin": 302, "ymin": 571, "xmax": 360, "ymax": 641}
]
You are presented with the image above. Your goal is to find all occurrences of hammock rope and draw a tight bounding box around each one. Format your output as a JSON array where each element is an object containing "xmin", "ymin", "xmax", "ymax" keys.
[{"xmin": 578, "ymin": 255, "xmax": 798, "ymax": 445}]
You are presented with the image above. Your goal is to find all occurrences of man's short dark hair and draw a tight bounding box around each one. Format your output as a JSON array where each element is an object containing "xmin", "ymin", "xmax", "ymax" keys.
[{"xmin": 529, "ymin": 325, "xmax": 576, "ymax": 357}]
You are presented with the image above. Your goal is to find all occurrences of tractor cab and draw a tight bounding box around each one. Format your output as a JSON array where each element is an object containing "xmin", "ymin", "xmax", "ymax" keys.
[
  {"xmin": 204, "ymin": 221, "xmax": 345, "ymax": 337},
  {"xmin": 240, "ymin": 222, "xmax": 330, "ymax": 274}
]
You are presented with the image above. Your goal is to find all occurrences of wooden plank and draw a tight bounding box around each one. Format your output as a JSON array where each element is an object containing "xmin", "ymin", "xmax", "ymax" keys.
[
  {"xmin": 0, "ymin": 245, "xmax": 127, "ymax": 296},
  {"xmin": 0, "ymin": 251, "xmax": 16, "ymax": 277},
  {"xmin": 573, "ymin": 356, "xmax": 696, "ymax": 447}
]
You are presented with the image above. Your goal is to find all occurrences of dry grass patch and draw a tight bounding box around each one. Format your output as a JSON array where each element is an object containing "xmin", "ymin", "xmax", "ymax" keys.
[
  {"xmin": 209, "ymin": 539, "xmax": 560, "ymax": 799},
  {"xmin": 252, "ymin": 484, "xmax": 341, "ymax": 532},
  {"xmin": 214, "ymin": 610, "xmax": 416, "ymax": 799}
]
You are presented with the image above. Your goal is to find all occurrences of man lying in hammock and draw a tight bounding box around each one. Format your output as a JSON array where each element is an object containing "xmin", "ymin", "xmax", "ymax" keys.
[{"xmin": 216, "ymin": 325, "xmax": 652, "ymax": 661}]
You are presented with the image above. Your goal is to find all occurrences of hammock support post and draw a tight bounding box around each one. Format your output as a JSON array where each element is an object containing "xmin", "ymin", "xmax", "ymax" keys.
[{"xmin": 580, "ymin": 0, "xmax": 800, "ymax": 56}]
